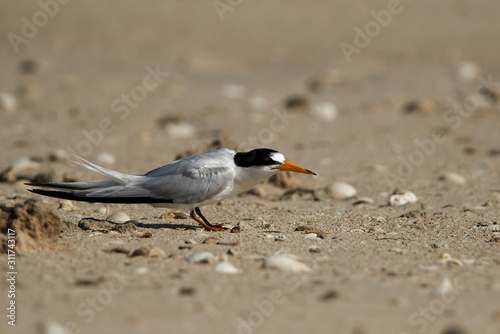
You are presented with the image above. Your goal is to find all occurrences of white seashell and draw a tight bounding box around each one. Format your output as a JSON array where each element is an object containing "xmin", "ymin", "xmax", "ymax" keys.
[
  {"xmin": 12, "ymin": 156, "xmax": 40, "ymax": 171},
  {"xmin": 453, "ymin": 61, "xmax": 480, "ymax": 81},
  {"xmin": 436, "ymin": 278, "xmax": 458, "ymax": 297},
  {"xmin": 263, "ymin": 254, "xmax": 311, "ymax": 273},
  {"xmin": 440, "ymin": 172, "xmax": 466, "ymax": 185},
  {"xmin": 0, "ymin": 93, "xmax": 17, "ymax": 113},
  {"xmin": 304, "ymin": 233, "xmax": 318, "ymax": 239},
  {"xmin": 481, "ymin": 225, "xmax": 500, "ymax": 232},
  {"xmin": 221, "ymin": 84, "xmax": 245, "ymax": 99},
  {"xmin": 40, "ymin": 321, "xmax": 66, "ymax": 334},
  {"xmin": 106, "ymin": 212, "xmax": 130, "ymax": 223},
  {"xmin": 389, "ymin": 191, "xmax": 417, "ymax": 206},
  {"xmin": 186, "ymin": 251, "xmax": 214, "ymax": 263},
  {"xmin": 310, "ymin": 102, "xmax": 338, "ymax": 121},
  {"xmin": 214, "ymin": 261, "xmax": 241, "ymax": 274},
  {"xmin": 164, "ymin": 122, "xmax": 196, "ymax": 139},
  {"xmin": 94, "ymin": 207, "xmax": 108, "ymax": 214},
  {"xmin": 327, "ymin": 182, "xmax": 357, "ymax": 200},
  {"xmin": 134, "ymin": 267, "xmax": 149, "ymax": 275},
  {"xmin": 93, "ymin": 152, "xmax": 116, "ymax": 167}
]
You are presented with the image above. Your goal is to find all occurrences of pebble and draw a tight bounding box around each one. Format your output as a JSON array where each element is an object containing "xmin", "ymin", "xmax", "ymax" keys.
[
  {"xmin": 440, "ymin": 172, "xmax": 466, "ymax": 185},
  {"xmin": 389, "ymin": 248, "xmax": 408, "ymax": 255},
  {"xmin": 310, "ymin": 102, "xmax": 338, "ymax": 121},
  {"xmin": 106, "ymin": 212, "xmax": 130, "ymax": 223},
  {"xmin": 130, "ymin": 246, "xmax": 166, "ymax": 258},
  {"xmin": 263, "ymin": 254, "xmax": 311, "ymax": 273},
  {"xmin": 221, "ymin": 84, "xmax": 245, "ymax": 99},
  {"xmin": 93, "ymin": 152, "xmax": 116, "ymax": 167},
  {"xmin": 161, "ymin": 212, "xmax": 188, "ymax": 219},
  {"xmin": 164, "ymin": 121, "xmax": 196, "ymax": 139},
  {"xmin": 49, "ymin": 149, "xmax": 68, "ymax": 162},
  {"xmin": 12, "ymin": 156, "xmax": 40, "ymax": 171},
  {"xmin": 453, "ymin": 61, "xmax": 480, "ymax": 81},
  {"xmin": 40, "ymin": 321, "xmax": 67, "ymax": 334},
  {"xmin": 284, "ymin": 95, "xmax": 311, "ymax": 111},
  {"xmin": 58, "ymin": 200, "xmax": 76, "ymax": 212},
  {"xmin": 94, "ymin": 207, "xmax": 108, "ymax": 214},
  {"xmin": 203, "ymin": 237, "xmax": 220, "ymax": 245},
  {"xmin": 304, "ymin": 233, "xmax": 319, "ymax": 239},
  {"xmin": 403, "ymin": 99, "xmax": 436, "ymax": 114},
  {"xmin": 134, "ymin": 267, "xmax": 149, "ymax": 275},
  {"xmin": 186, "ymin": 251, "xmax": 214, "ymax": 263},
  {"xmin": 214, "ymin": 261, "xmax": 241, "ymax": 274},
  {"xmin": 389, "ymin": 192, "xmax": 417, "ymax": 206},
  {"xmin": 327, "ymin": 182, "xmax": 357, "ymax": 200},
  {"xmin": 0, "ymin": 93, "xmax": 17, "ymax": 113}
]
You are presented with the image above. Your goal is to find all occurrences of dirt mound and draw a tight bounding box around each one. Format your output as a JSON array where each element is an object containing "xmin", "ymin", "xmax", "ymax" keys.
[{"xmin": 0, "ymin": 199, "xmax": 62, "ymax": 253}]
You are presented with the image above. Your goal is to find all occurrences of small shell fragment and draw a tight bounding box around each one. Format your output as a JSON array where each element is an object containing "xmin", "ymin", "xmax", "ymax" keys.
[
  {"xmin": 130, "ymin": 246, "xmax": 166, "ymax": 258},
  {"xmin": 58, "ymin": 200, "xmax": 76, "ymax": 212},
  {"xmin": 440, "ymin": 172, "xmax": 466, "ymax": 185},
  {"xmin": 481, "ymin": 225, "xmax": 500, "ymax": 232},
  {"xmin": 214, "ymin": 262, "xmax": 241, "ymax": 274},
  {"xmin": 327, "ymin": 182, "xmax": 357, "ymax": 200},
  {"xmin": 263, "ymin": 254, "xmax": 311, "ymax": 273},
  {"xmin": 107, "ymin": 212, "xmax": 130, "ymax": 223},
  {"xmin": 389, "ymin": 192, "xmax": 417, "ymax": 206},
  {"xmin": 186, "ymin": 252, "xmax": 214, "ymax": 263}
]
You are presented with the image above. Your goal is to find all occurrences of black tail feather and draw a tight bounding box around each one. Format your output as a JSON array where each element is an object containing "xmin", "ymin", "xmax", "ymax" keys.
[{"xmin": 27, "ymin": 188, "xmax": 173, "ymax": 204}]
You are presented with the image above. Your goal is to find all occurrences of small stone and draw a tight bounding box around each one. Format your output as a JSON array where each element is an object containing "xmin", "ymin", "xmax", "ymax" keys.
[
  {"xmin": 130, "ymin": 246, "xmax": 166, "ymax": 258},
  {"xmin": 161, "ymin": 212, "xmax": 188, "ymax": 219},
  {"xmin": 0, "ymin": 93, "xmax": 17, "ymax": 113},
  {"xmin": 400, "ymin": 210, "xmax": 427, "ymax": 219},
  {"xmin": 310, "ymin": 102, "xmax": 338, "ymax": 121},
  {"xmin": 58, "ymin": 200, "xmax": 76, "ymax": 212},
  {"xmin": 94, "ymin": 207, "xmax": 108, "ymax": 214},
  {"xmin": 284, "ymin": 95, "xmax": 311, "ymax": 111},
  {"xmin": 106, "ymin": 212, "xmax": 130, "ymax": 223},
  {"xmin": 263, "ymin": 254, "xmax": 311, "ymax": 273},
  {"xmin": 453, "ymin": 61, "xmax": 480, "ymax": 81},
  {"xmin": 93, "ymin": 152, "xmax": 116, "ymax": 167},
  {"xmin": 327, "ymin": 182, "xmax": 357, "ymax": 200},
  {"xmin": 230, "ymin": 226, "xmax": 241, "ymax": 233},
  {"xmin": 214, "ymin": 261, "xmax": 241, "ymax": 274},
  {"xmin": 186, "ymin": 251, "xmax": 214, "ymax": 263},
  {"xmin": 440, "ymin": 172, "xmax": 466, "ymax": 185},
  {"xmin": 304, "ymin": 233, "xmax": 318, "ymax": 239},
  {"xmin": 114, "ymin": 221, "xmax": 139, "ymax": 233},
  {"xmin": 203, "ymin": 237, "xmax": 220, "ymax": 245},
  {"xmin": 309, "ymin": 246, "xmax": 320, "ymax": 253},
  {"xmin": 369, "ymin": 226, "xmax": 385, "ymax": 233},
  {"xmin": 179, "ymin": 287, "xmax": 196, "ymax": 296},
  {"xmin": 403, "ymin": 99, "xmax": 436, "ymax": 114},
  {"xmin": 12, "ymin": 156, "xmax": 40, "ymax": 171},
  {"xmin": 164, "ymin": 121, "xmax": 196, "ymax": 139},
  {"xmin": 320, "ymin": 290, "xmax": 339, "ymax": 301},
  {"xmin": 134, "ymin": 267, "xmax": 149, "ymax": 275},
  {"xmin": 49, "ymin": 149, "xmax": 68, "ymax": 162}
]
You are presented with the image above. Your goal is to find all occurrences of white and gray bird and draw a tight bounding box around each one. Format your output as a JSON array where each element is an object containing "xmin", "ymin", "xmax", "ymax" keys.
[{"xmin": 27, "ymin": 148, "xmax": 316, "ymax": 231}]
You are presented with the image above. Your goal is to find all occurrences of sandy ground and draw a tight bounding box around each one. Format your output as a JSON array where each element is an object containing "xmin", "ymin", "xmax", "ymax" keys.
[{"xmin": 1, "ymin": 1, "xmax": 500, "ymax": 333}]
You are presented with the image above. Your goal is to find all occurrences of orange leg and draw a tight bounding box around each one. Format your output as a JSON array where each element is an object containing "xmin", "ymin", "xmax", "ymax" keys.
[{"xmin": 190, "ymin": 207, "xmax": 226, "ymax": 232}]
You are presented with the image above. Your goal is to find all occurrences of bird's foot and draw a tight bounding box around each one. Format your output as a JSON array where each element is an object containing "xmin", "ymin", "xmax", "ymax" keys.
[{"xmin": 204, "ymin": 223, "xmax": 227, "ymax": 232}]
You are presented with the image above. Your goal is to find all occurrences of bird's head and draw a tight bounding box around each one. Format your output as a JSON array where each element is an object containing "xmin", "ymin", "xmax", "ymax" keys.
[{"xmin": 234, "ymin": 148, "xmax": 316, "ymax": 175}]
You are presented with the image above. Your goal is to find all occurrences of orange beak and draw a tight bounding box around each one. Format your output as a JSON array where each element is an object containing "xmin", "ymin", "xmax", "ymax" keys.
[{"xmin": 272, "ymin": 161, "xmax": 317, "ymax": 175}]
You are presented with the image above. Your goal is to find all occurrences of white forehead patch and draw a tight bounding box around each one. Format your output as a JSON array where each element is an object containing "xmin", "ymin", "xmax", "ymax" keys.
[{"xmin": 271, "ymin": 152, "xmax": 285, "ymax": 164}]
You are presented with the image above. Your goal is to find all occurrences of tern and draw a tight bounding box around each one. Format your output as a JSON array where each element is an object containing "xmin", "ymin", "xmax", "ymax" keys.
[{"xmin": 26, "ymin": 148, "xmax": 316, "ymax": 231}]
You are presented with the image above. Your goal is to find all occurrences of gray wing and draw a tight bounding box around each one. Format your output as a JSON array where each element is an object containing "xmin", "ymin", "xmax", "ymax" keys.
[{"xmin": 140, "ymin": 165, "xmax": 235, "ymax": 204}]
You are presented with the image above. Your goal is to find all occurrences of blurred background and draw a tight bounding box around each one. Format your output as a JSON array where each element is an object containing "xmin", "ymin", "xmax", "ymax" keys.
[{"xmin": 1, "ymin": 1, "xmax": 499, "ymax": 184}]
